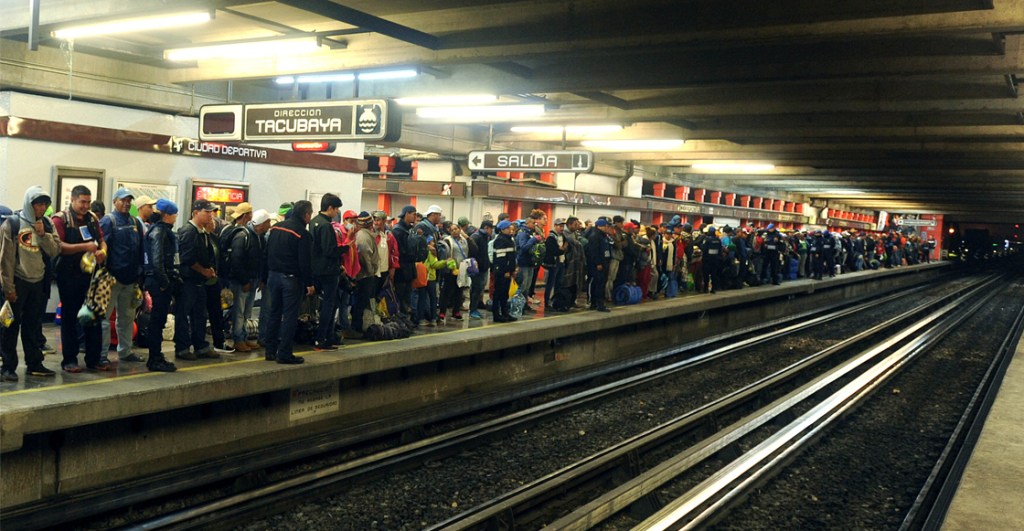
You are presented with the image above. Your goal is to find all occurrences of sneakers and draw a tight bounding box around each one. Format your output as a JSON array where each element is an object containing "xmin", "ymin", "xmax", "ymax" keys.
[
  {"xmin": 452, "ymin": 312, "xmax": 462, "ymax": 320},
  {"xmin": 120, "ymin": 353, "xmax": 146, "ymax": 362},
  {"xmin": 314, "ymin": 342, "xmax": 338, "ymax": 352},
  {"xmin": 276, "ymin": 355, "xmax": 305, "ymax": 365},
  {"xmin": 147, "ymin": 359, "xmax": 177, "ymax": 372},
  {"xmin": 62, "ymin": 363, "xmax": 84, "ymax": 373},
  {"xmin": 1, "ymin": 368, "xmax": 18, "ymax": 381},
  {"xmin": 27, "ymin": 365, "xmax": 56, "ymax": 377},
  {"xmin": 212, "ymin": 344, "xmax": 235, "ymax": 354},
  {"xmin": 89, "ymin": 360, "xmax": 114, "ymax": 371},
  {"xmin": 469, "ymin": 311, "xmax": 483, "ymax": 320},
  {"xmin": 40, "ymin": 343, "xmax": 57, "ymax": 356},
  {"xmin": 197, "ymin": 349, "xmax": 221, "ymax": 359}
]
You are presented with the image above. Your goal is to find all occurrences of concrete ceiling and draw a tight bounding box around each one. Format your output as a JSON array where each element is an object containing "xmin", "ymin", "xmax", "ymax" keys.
[{"xmin": 2, "ymin": 0, "xmax": 1023, "ymax": 222}]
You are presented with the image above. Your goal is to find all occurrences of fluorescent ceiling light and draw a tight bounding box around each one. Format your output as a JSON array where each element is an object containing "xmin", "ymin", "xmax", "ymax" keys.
[
  {"xmin": 510, "ymin": 125, "xmax": 623, "ymax": 135},
  {"xmin": 416, "ymin": 104, "xmax": 545, "ymax": 121},
  {"xmin": 582, "ymin": 139, "xmax": 685, "ymax": 151},
  {"xmin": 165, "ymin": 36, "xmax": 322, "ymax": 62},
  {"xmin": 275, "ymin": 73, "xmax": 355, "ymax": 84},
  {"xmin": 358, "ymin": 69, "xmax": 418, "ymax": 81},
  {"xmin": 691, "ymin": 162, "xmax": 776, "ymax": 172},
  {"xmin": 395, "ymin": 94, "xmax": 497, "ymax": 106},
  {"xmin": 52, "ymin": 11, "xmax": 211, "ymax": 39}
]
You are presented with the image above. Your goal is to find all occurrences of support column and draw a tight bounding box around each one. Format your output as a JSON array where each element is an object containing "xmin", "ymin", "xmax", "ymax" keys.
[
  {"xmin": 693, "ymin": 188, "xmax": 706, "ymax": 203},
  {"xmin": 763, "ymin": 198, "xmax": 775, "ymax": 211},
  {"xmin": 505, "ymin": 200, "xmax": 522, "ymax": 221},
  {"xmin": 539, "ymin": 172, "xmax": 556, "ymax": 184},
  {"xmin": 739, "ymin": 195, "xmax": 751, "ymax": 208},
  {"xmin": 752, "ymin": 197, "xmax": 763, "ymax": 210},
  {"xmin": 377, "ymin": 193, "xmax": 392, "ymax": 214},
  {"xmin": 674, "ymin": 186, "xmax": 691, "ymax": 201},
  {"xmin": 774, "ymin": 200, "xmax": 785, "ymax": 212},
  {"xmin": 652, "ymin": 183, "xmax": 667, "ymax": 197},
  {"xmin": 724, "ymin": 193, "xmax": 736, "ymax": 206},
  {"xmin": 709, "ymin": 191, "xmax": 722, "ymax": 204}
]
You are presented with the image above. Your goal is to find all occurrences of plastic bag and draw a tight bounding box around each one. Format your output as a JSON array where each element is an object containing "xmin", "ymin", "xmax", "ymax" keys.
[
  {"xmin": 508, "ymin": 278, "xmax": 519, "ymax": 298},
  {"xmin": 0, "ymin": 300, "xmax": 13, "ymax": 328}
]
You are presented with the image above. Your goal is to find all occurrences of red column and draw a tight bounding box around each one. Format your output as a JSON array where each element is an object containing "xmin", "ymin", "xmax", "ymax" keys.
[
  {"xmin": 674, "ymin": 186, "xmax": 691, "ymax": 200},
  {"xmin": 378, "ymin": 156, "xmax": 396, "ymax": 178},
  {"xmin": 693, "ymin": 188, "xmax": 706, "ymax": 203},
  {"xmin": 691, "ymin": 216, "xmax": 703, "ymax": 230},
  {"xmin": 774, "ymin": 200, "xmax": 785, "ymax": 212},
  {"xmin": 539, "ymin": 172, "xmax": 556, "ymax": 184},
  {"xmin": 511, "ymin": 172, "xmax": 525, "ymax": 180},
  {"xmin": 709, "ymin": 191, "xmax": 722, "ymax": 204},
  {"xmin": 794, "ymin": 203, "xmax": 804, "ymax": 214},
  {"xmin": 652, "ymin": 183, "xmax": 667, "ymax": 197},
  {"xmin": 505, "ymin": 200, "xmax": 522, "ymax": 221},
  {"xmin": 652, "ymin": 213, "xmax": 664, "ymax": 225},
  {"xmin": 784, "ymin": 201, "xmax": 795, "ymax": 213},
  {"xmin": 763, "ymin": 198, "xmax": 774, "ymax": 211},
  {"xmin": 739, "ymin": 195, "xmax": 751, "ymax": 208},
  {"xmin": 724, "ymin": 193, "xmax": 736, "ymax": 206},
  {"xmin": 377, "ymin": 193, "xmax": 392, "ymax": 214},
  {"xmin": 752, "ymin": 197, "xmax": 763, "ymax": 209}
]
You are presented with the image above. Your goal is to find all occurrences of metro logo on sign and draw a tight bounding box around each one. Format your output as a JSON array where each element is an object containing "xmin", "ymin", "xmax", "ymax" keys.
[
  {"xmin": 468, "ymin": 150, "xmax": 594, "ymax": 172},
  {"xmin": 199, "ymin": 99, "xmax": 400, "ymax": 143}
]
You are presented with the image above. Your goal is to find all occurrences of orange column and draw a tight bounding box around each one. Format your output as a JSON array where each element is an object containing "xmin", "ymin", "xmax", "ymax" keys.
[
  {"xmin": 377, "ymin": 193, "xmax": 392, "ymax": 214},
  {"xmin": 724, "ymin": 193, "xmax": 736, "ymax": 206},
  {"xmin": 505, "ymin": 200, "xmax": 522, "ymax": 221},
  {"xmin": 675, "ymin": 186, "xmax": 691, "ymax": 200},
  {"xmin": 739, "ymin": 195, "xmax": 751, "ymax": 208},
  {"xmin": 752, "ymin": 197, "xmax": 763, "ymax": 209},
  {"xmin": 652, "ymin": 183, "xmax": 667, "ymax": 197},
  {"xmin": 539, "ymin": 172, "xmax": 556, "ymax": 184},
  {"xmin": 693, "ymin": 188, "xmax": 706, "ymax": 203},
  {"xmin": 763, "ymin": 198, "xmax": 775, "ymax": 211},
  {"xmin": 709, "ymin": 191, "xmax": 722, "ymax": 204}
]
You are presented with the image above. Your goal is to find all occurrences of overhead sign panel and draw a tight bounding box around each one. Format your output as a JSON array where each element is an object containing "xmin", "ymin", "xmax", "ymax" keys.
[
  {"xmin": 468, "ymin": 150, "xmax": 594, "ymax": 172},
  {"xmin": 199, "ymin": 99, "xmax": 400, "ymax": 143}
]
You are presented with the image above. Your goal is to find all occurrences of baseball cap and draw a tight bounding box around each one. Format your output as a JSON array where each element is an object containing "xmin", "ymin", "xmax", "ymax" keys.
[
  {"xmin": 277, "ymin": 202, "xmax": 294, "ymax": 216},
  {"xmin": 192, "ymin": 199, "xmax": 216, "ymax": 212},
  {"xmin": 400, "ymin": 205, "xmax": 417, "ymax": 216},
  {"xmin": 155, "ymin": 198, "xmax": 178, "ymax": 216},
  {"xmin": 372, "ymin": 210, "xmax": 387, "ymax": 220},
  {"xmin": 496, "ymin": 220, "xmax": 513, "ymax": 231},
  {"xmin": 623, "ymin": 221, "xmax": 637, "ymax": 230},
  {"xmin": 342, "ymin": 209, "xmax": 358, "ymax": 220},
  {"xmin": 251, "ymin": 209, "xmax": 271, "ymax": 225},
  {"xmin": 113, "ymin": 188, "xmax": 134, "ymax": 201},
  {"xmin": 457, "ymin": 216, "xmax": 470, "ymax": 227},
  {"xmin": 595, "ymin": 219, "xmax": 609, "ymax": 227},
  {"xmin": 425, "ymin": 204, "xmax": 443, "ymax": 215},
  {"xmin": 135, "ymin": 195, "xmax": 157, "ymax": 207},
  {"xmin": 553, "ymin": 218, "xmax": 566, "ymax": 225},
  {"xmin": 231, "ymin": 202, "xmax": 253, "ymax": 219}
]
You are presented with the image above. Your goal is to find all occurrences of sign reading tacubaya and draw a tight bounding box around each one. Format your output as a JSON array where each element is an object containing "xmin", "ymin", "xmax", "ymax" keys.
[{"xmin": 199, "ymin": 99, "xmax": 400, "ymax": 143}]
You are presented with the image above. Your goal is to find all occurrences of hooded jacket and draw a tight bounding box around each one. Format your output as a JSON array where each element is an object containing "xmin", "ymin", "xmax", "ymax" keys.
[{"xmin": 1, "ymin": 186, "xmax": 61, "ymax": 295}]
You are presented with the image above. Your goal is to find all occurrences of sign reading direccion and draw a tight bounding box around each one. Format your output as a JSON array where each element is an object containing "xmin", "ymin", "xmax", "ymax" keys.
[
  {"xmin": 468, "ymin": 150, "xmax": 594, "ymax": 172},
  {"xmin": 199, "ymin": 99, "xmax": 399, "ymax": 143}
]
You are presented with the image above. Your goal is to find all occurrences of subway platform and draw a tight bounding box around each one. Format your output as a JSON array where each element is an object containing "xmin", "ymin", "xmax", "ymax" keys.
[{"xmin": 0, "ymin": 263, "xmax": 952, "ymax": 512}]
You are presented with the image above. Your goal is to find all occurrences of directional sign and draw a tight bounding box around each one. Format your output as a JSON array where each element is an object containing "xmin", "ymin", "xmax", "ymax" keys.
[
  {"xmin": 199, "ymin": 99, "xmax": 401, "ymax": 143},
  {"xmin": 467, "ymin": 150, "xmax": 594, "ymax": 172}
]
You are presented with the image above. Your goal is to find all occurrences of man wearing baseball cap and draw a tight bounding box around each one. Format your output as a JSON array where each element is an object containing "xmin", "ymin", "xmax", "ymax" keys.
[
  {"xmin": 99, "ymin": 187, "xmax": 147, "ymax": 364},
  {"xmin": 227, "ymin": 209, "xmax": 270, "ymax": 353},
  {"xmin": 349, "ymin": 211, "xmax": 379, "ymax": 334},
  {"xmin": 490, "ymin": 220, "xmax": 517, "ymax": 322},
  {"xmin": 174, "ymin": 199, "xmax": 219, "ymax": 362},
  {"xmin": 543, "ymin": 218, "xmax": 568, "ymax": 311},
  {"xmin": 391, "ymin": 205, "xmax": 421, "ymax": 317},
  {"xmin": 134, "ymin": 195, "xmax": 158, "ymax": 230}
]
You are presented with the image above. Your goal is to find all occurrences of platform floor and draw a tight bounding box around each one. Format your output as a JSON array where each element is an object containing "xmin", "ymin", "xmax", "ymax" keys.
[
  {"xmin": 942, "ymin": 327, "xmax": 1024, "ymax": 530},
  {"xmin": 0, "ymin": 295, "xmax": 564, "ymax": 393}
]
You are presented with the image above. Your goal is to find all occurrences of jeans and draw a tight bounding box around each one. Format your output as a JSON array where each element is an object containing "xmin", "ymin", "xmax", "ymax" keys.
[
  {"xmin": 350, "ymin": 276, "xmax": 377, "ymax": 332},
  {"xmin": 58, "ymin": 274, "xmax": 102, "ymax": 368},
  {"xmin": 257, "ymin": 285, "xmax": 273, "ymax": 343},
  {"xmin": 1, "ymin": 277, "xmax": 47, "ymax": 371},
  {"xmin": 543, "ymin": 264, "xmax": 564, "ymax": 307},
  {"xmin": 102, "ymin": 281, "xmax": 137, "ymax": 359},
  {"xmin": 265, "ymin": 271, "xmax": 303, "ymax": 359},
  {"xmin": 314, "ymin": 275, "xmax": 340, "ymax": 345},
  {"xmin": 231, "ymin": 280, "xmax": 257, "ymax": 344},
  {"xmin": 515, "ymin": 265, "xmax": 533, "ymax": 299},
  {"xmin": 174, "ymin": 281, "xmax": 210, "ymax": 355},
  {"xmin": 469, "ymin": 271, "xmax": 487, "ymax": 313},
  {"xmin": 416, "ymin": 281, "xmax": 438, "ymax": 323},
  {"xmin": 205, "ymin": 281, "xmax": 226, "ymax": 348}
]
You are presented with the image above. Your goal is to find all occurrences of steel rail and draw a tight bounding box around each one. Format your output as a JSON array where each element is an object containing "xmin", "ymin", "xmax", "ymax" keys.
[
  {"xmin": 423, "ymin": 275, "xmax": 999, "ymax": 530},
  {"xmin": 125, "ymin": 278, "xmax": 981, "ymax": 530},
  {"xmin": 634, "ymin": 277, "xmax": 1001, "ymax": 530},
  {"xmin": 4, "ymin": 278, "xmax": 943, "ymax": 531},
  {"xmin": 900, "ymin": 295, "xmax": 1024, "ymax": 531}
]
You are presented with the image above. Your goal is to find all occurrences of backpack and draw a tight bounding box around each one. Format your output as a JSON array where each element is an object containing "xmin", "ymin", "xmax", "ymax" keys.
[
  {"xmin": 530, "ymin": 240, "xmax": 546, "ymax": 266},
  {"xmin": 408, "ymin": 232, "xmax": 429, "ymax": 262},
  {"xmin": 217, "ymin": 225, "xmax": 247, "ymax": 280}
]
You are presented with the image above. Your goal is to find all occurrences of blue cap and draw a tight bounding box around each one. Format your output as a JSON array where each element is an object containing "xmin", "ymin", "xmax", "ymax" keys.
[
  {"xmin": 497, "ymin": 220, "xmax": 513, "ymax": 231},
  {"xmin": 113, "ymin": 188, "xmax": 133, "ymax": 201},
  {"xmin": 595, "ymin": 219, "xmax": 609, "ymax": 227},
  {"xmin": 155, "ymin": 198, "xmax": 178, "ymax": 216},
  {"xmin": 767, "ymin": 223, "xmax": 775, "ymax": 230}
]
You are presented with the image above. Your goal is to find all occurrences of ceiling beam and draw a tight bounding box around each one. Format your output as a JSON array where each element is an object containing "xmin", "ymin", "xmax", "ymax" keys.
[{"xmin": 275, "ymin": 0, "xmax": 439, "ymax": 50}]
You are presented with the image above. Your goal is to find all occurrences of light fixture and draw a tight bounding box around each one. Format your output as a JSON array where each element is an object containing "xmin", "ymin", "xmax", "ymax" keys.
[
  {"xmin": 358, "ymin": 69, "xmax": 418, "ymax": 81},
  {"xmin": 691, "ymin": 162, "xmax": 775, "ymax": 172},
  {"xmin": 52, "ymin": 11, "xmax": 211, "ymax": 40},
  {"xmin": 510, "ymin": 125, "xmax": 623, "ymax": 135},
  {"xmin": 275, "ymin": 73, "xmax": 355, "ymax": 84},
  {"xmin": 165, "ymin": 35, "xmax": 322, "ymax": 62},
  {"xmin": 415, "ymin": 104, "xmax": 545, "ymax": 121},
  {"xmin": 395, "ymin": 94, "xmax": 497, "ymax": 106},
  {"xmin": 581, "ymin": 139, "xmax": 685, "ymax": 151}
]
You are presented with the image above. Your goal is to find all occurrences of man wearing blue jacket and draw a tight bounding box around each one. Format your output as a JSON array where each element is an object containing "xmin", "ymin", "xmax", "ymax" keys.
[
  {"xmin": 99, "ymin": 188, "xmax": 146, "ymax": 363},
  {"xmin": 515, "ymin": 209, "xmax": 546, "ymax": 313}
]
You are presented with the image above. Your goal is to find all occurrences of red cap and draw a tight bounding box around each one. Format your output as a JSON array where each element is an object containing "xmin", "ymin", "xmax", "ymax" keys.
[
  {"xmin": 623, "ymin": 222, "xmax": 638, "ymax": 230},
  {"xmin": 342, "ymin": 210, "xmax": 358, "ymax": 220}
]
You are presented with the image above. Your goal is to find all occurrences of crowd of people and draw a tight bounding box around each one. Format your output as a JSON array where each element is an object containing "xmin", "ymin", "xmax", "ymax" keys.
[{"xmin": 0, "ymin": 184, "xmax": 936, "ymax": 380}]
